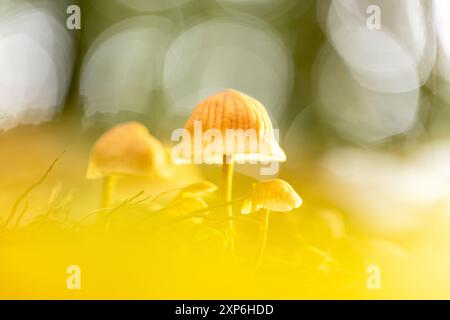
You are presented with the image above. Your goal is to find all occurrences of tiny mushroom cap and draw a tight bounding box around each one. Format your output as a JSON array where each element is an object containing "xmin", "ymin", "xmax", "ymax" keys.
[
  {"xmin": 86, "ymin": 121, "xmax": 172, "ymax": 179},
  {"xmin": 179, "ymin": 89, "xmax": 286, "ymax": 164},
  {"xmin": 241, "ymin": 179, "xmax": 302, "ymax": 214},
  {"xmin": 177, "ymin": 181, "xmax": 218, "ymax": 199}
]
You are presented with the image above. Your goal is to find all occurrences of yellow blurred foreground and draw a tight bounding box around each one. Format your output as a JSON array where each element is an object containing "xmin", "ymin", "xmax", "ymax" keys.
[{"xmin": 1, "ymin": 122, "xmax": 450, "ymax": 299}]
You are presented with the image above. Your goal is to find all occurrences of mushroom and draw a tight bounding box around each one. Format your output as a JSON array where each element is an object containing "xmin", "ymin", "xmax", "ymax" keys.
[
  {"xmin": 241, "ymin": 179, "xmax": 302, "ymax": 265},
  {"xmin": 174, "ymin": 181, "xmax": 218, "ymax": 200},
  {"xmin": 182, "ymin": 89, "xmax": 286, "ymax": 253},
  {"xmin": 87, "ymin": 121, "xmax": 171, "ymax": 207}
]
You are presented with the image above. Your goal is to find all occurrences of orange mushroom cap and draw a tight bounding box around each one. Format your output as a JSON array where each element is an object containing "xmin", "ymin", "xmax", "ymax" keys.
[
  {"xmin": 86, "ymin": 121, "xmax": 171, "ymax": 179},
  {"xmin": 181, "ymin": 89, "xmax": 286, "ymax": 164},
  {"xmin": 241, "ymin": 179, "xmax": 302, "ymax": 214}
]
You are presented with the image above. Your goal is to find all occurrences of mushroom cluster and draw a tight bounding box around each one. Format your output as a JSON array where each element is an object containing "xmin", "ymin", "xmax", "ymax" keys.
[
  {"xmin": 86, "ymin": 90, "xmax": 302, "ymax": 264},
  {"xmin": 181, "ymin": 89, "xmax": 287, "ymax": 253}
]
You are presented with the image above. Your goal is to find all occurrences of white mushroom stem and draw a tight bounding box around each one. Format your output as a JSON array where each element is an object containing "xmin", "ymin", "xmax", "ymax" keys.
[{"xmin": 222, "ymin": 155, "xmax": 236, "ymax": 254}]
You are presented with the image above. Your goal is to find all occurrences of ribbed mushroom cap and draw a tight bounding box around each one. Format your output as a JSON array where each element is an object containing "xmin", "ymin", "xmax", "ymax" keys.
[
  {"xmin": 181, "ymin": 89, "xmax": 286, "ymax": 164},
  {"xmin": 86, "ymin": 121, "xmax": 171, "ymax": 179},
  {"xmin": 241, "ymin": 179, "xmax": 302, "ymax": 214}
]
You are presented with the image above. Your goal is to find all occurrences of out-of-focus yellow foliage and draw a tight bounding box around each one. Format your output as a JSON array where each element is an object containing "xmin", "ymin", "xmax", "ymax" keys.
[{"xmin": 1, "ymin": 124, "xmax": 450, "ymax": 299}]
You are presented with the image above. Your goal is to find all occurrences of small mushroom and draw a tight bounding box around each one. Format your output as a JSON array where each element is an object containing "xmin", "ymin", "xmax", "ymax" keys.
[
  {"xmin": 182, "ymin": 89, "xmax": 286, "ymax": 253},
  {"xmin": 241, "ymin": 179, "xmax": 302, "ymax": 265},
  {"xmin": 87, "ymin": 121, "xmax": 171, "ymax": 207},
  {"xmin": 175, "ymin": 181, "xmax": 218, "ymax": 200}
]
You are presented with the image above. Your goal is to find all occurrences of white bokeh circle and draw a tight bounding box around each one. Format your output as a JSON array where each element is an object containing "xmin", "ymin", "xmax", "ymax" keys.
[
  {"xmin": 80, "ymin": 16, "xmax": 174, "ymax": 117},
  {"xmin": 326, "ymin": 0, "xmax": 435, "ymax": 93},
  {"xmin": 0, "ymin": 5, "xmax": 73, "ymax": 130},
  {"xmin": 162, "ymin": 17, "xmax": 293, "ymax": 122},
  {"xmin": 314, "ymin": 46, "xmax": 420, "ymax": 144}
]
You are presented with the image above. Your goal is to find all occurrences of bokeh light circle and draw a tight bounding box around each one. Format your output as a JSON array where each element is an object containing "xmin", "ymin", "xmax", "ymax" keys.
[
  {"xmin": 80, "ymin": 16, "xmax": 174, "ymax": 117},
  {"xmin": 0, "ymin": 4, "xmax": 74, "ymax": 130},
  {"xmin": 162, "ymin": 17, "xmax": 293, "ymax": 122},
  {"xmin": 215, "ymin": 0, "xmax": 309, "ymax": 18},
  {"xmin": 326, "ymin": 0, "xmax": 435, "ymax": 93},
  {"xmin": 314, "ymin": 46, "xmax": 420, "ymax": 145}
]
